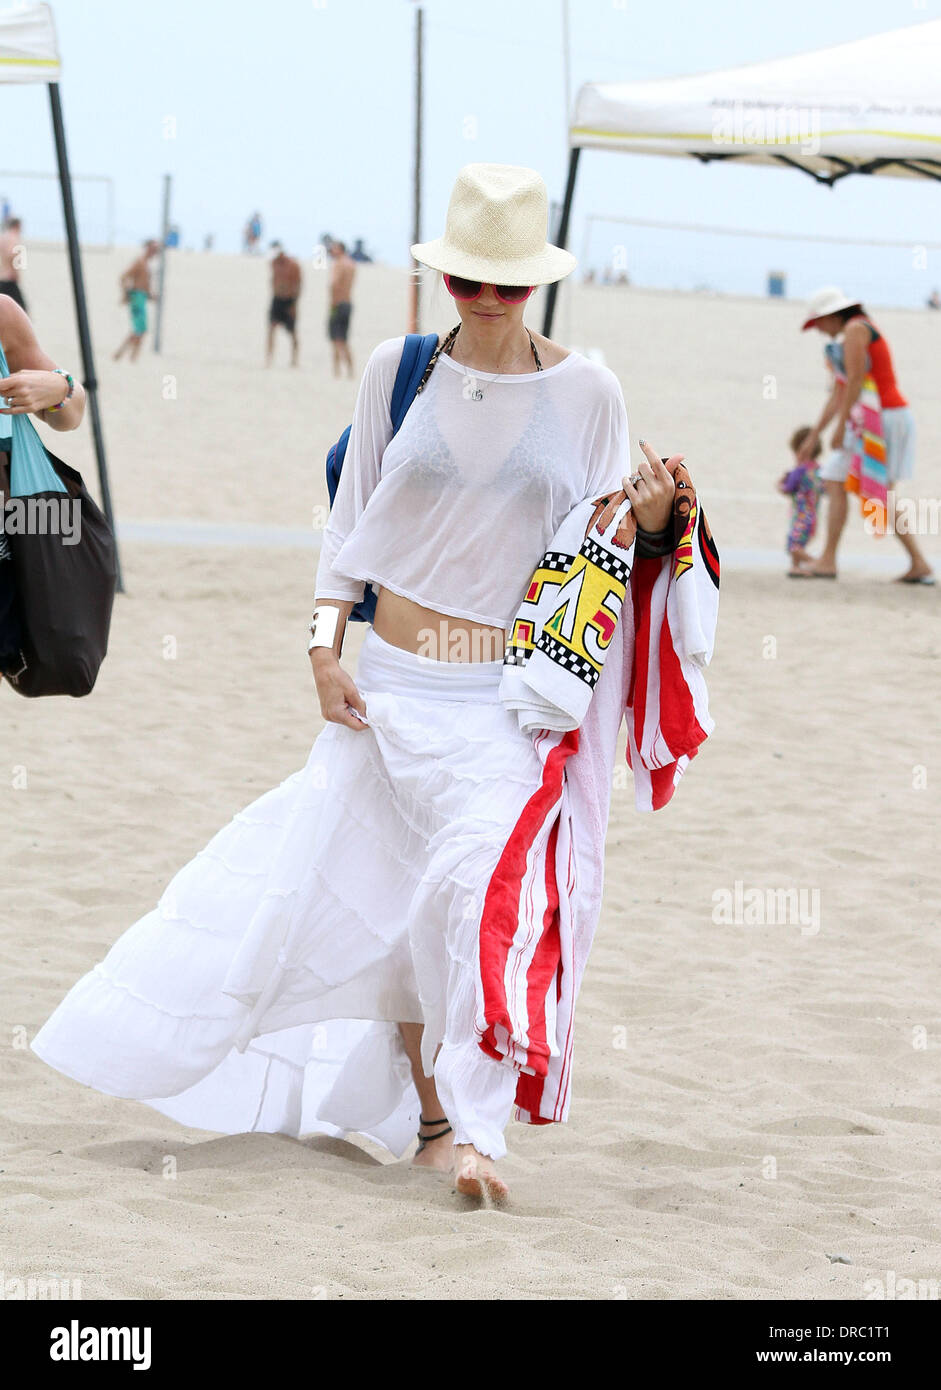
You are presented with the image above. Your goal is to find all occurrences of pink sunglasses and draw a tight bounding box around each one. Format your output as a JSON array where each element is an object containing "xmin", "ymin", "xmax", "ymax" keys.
[{"xmin": 444, "ymin": 273, "xmax": 535, "ymax": 305}]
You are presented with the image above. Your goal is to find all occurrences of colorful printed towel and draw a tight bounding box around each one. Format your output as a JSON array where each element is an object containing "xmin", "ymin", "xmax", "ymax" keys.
[
  {"xmin": 844, "ymin": 375, "xmax": 888, "ymax": 534},
  {"xmin": 824, "ymin": 340, "xmax": 888, "ymax": 535},
  {"xmin": 477, "ymin": 466, "xmax": 720, "ymax": 1123}
]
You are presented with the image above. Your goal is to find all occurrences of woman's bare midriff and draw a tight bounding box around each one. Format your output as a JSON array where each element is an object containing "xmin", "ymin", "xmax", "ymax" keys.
[{"xmin": 372, "ymin": 587, "xmax": 505, "ymax": 663}]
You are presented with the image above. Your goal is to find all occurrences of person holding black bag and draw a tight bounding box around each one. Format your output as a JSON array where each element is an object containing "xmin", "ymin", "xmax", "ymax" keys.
[
  {"xmin": 0, "ymin": 296, "xmax": 88, "ymax": 677},
  {"xmin": 0, "ymin": 295, "xmax": 116, "ymax": 698},
  {"xmin": 0, "ymin": 298, "xmax": 83, "ymax": 680},
  {"xmin": 0, "ymin": 295, "xmax": 85, "ymax": 430}
]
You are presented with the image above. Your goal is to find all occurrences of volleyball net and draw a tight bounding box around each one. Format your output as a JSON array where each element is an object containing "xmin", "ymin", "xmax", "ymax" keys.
[
  {"xmin": 579, "ymin": 215, "xmax": 941, "ymax": 309},
  {"xmin": 0, "ymin": 170, "xmax": 115, "ymax": 250}
]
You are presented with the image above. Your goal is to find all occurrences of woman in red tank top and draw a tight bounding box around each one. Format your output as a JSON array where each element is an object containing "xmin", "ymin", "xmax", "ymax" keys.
[{"xmin": 798, "ymin": 287, "xmax": 934, "ymax": 584}]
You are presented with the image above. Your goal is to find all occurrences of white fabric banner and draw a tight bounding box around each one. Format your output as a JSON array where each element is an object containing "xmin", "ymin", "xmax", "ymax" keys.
[
  {"xmin": 0, "ymin": 2, "xmax": 60, "ymax": 84},
  {"xmin": 571, "ymin": 20, "xmax": 941, "ymax": 180}
]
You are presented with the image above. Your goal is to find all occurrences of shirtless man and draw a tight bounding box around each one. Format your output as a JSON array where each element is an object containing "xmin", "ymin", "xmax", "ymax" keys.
[
  {"xmin": 327, "ymin": 241, "xmax": 356, "ymax": 377},
  {"xmin": 0, "ymin": 218, "xmax": 27, "ymax": 314},
  {"xmin": 267, "ymin": 243, "xmax": 302, "ymax": 367},
  {"xmin": 114, "ymin": 240, "xmax": 160, "ymax": 362}
]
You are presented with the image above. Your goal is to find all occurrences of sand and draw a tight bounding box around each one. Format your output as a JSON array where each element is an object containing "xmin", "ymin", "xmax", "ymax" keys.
[{"xmin": 1, "ymin": 247, "xmax": 940, "ymax": 1300}]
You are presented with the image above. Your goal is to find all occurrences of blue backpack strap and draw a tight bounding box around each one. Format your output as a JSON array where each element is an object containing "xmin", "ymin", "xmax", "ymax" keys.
[
  {"xmin": 327, "ymin": 331, "xmax": 439, "ymax": 625},
  {"xmin": 327, "ymin": 332, "xmax": 437, "ymax": 507},
  {"xmin": 389, "ymin": 332, "xmax": 439, "ymax": 435}
]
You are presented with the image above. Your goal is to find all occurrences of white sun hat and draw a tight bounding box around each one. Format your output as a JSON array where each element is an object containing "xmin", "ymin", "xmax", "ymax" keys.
[
  {"xmin": 411, "ymin": 163, "xmax": 577, "ymax": 287},
  {"xmin": 801, "ymin": 286, "xmax": 861, "ymax": 330}
]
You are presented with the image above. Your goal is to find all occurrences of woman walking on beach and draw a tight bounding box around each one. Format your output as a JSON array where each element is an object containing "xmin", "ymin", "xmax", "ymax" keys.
[
  {"xmin": 797, "ymin": 287, "xmax": 934, "ymax": 584},
  {"xmin": 31, "ymin": 165, "xmax": 712, "ymax": 1202}
]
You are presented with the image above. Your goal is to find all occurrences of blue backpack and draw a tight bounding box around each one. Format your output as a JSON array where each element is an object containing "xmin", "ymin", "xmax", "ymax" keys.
[{"xmin": 326, "ymin": 332, "xmax": 439, "ymax": 623}]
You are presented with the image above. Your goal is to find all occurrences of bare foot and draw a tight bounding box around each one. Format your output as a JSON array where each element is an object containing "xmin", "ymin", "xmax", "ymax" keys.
[
  {"xmin": 895, "ymin": 566, "xmax": 936, "ymax": 584},
  {"xmin": 412, "ymin": 1119, "xmax": 454, "ymax": 1173},
  {"xmin": 454, "ymin": 1144, "xmax": 508, "ymax": 1202}
]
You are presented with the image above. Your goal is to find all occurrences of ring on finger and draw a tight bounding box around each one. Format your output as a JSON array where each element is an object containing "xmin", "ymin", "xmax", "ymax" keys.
[{"xmin": 628, "ymin": 471, "xmax": 644, "ymax": 487}]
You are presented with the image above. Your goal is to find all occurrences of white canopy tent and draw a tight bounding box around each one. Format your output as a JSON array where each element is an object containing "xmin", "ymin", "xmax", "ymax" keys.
[
  {"xmin": 0, "ymin": 1, "xmax": 120, "ymax": 586},
  {"xmin": 544, "ymin": 19, "xmax": 941, "ymax": 333}
]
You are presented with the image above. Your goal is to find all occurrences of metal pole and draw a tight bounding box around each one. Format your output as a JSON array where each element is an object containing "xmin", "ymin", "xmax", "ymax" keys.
[
  {"xmin": 153, "ymin": 173, "xmax": 171, "ymax": 353},
  {"xmin": 561, "ymin": 0, "xmax": 571, "ymax": 147},
  {"xmin": 47, "ymin": 83, "xmax": 123, "ymax": 593},
  {"xmin": 409, "ymin": 4, "xmax": 423, "ymax": 333},
  {"xmin": 106, "ymin": 175, "xmax": 115, "ymax": 249},
  {"xmin": 558, "ymin": 0, "xmax": 572, "ymax": 345},
  {"xmin": 542, "ymin": 145, "xmax": 580, "ymax": 338}
]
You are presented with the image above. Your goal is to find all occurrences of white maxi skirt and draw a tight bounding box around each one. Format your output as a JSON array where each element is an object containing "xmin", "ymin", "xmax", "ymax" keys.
[{"xmin": 31, "ymin": 629, "xmax": 548, "ymax": 1160}]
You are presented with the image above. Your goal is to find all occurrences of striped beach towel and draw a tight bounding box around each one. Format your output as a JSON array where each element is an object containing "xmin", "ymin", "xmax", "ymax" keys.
[
  {"xmin": 844, "ymin": 375, "xmax": 889, "ymax": 535},
  {"xmin": 824, "ymin": 341, "xmax": 888, "ymax": 535},
  {"xmin": 478, "ymin": 466, "xmax": 720, "ymax": 1123}
]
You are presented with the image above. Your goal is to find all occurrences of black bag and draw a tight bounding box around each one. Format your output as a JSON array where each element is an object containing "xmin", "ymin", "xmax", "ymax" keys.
[{"xmin": 0, "ymin": 442, "xmax": 117, "ymax": 699}]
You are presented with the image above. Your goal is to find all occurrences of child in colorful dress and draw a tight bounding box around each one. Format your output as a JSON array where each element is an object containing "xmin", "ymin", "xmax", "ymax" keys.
[{"xmin": 778, "ymin": 426, "xmax": 823, "ymax": 575}]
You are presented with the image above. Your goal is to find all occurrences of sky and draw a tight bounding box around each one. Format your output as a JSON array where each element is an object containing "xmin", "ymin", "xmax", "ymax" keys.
[{"xmin": 4, "ymin": 0, "xmax": 941, "ymax": 306}]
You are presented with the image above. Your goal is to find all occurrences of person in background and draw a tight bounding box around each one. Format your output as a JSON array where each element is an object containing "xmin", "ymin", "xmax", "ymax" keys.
[
  {"xmin": 0, "ymin": 294, "xmax": 87, "ymax": 682},
  {"xmin": 114, "ymin": 240, "xmax": 160, "ymax": 362},
  {"xmin": 778, "ymin": 426, "xmax": 822, "ymax": 576},
  {"xmin": 243, "ymin": 212, "xmax": 263, "ymax": 254},
  {"xmin": 798, "ymin": 287, "xmax": 934, "ymax": 584},
  {"xmin": 266, "ymin": 243, "xmax": 302, "ymax": 367},
  {"xmin": 927, "ymin": 290, "xmax": 941, "ymax": 311},
  {"xmin": 0, "ymin": 218, "xmax": 27, "ymax": 314},
  {"xmin": 327, "ymin": 241, "xmax": 356, "ymax": 377}
]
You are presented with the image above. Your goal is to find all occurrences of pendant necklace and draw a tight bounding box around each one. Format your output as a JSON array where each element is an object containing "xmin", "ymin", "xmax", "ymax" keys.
[{"xmin": 449, "ymin": 326, "xmax": 543, "ymax": 400}]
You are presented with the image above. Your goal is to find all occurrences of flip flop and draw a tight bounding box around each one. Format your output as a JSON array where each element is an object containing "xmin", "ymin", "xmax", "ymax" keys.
[
  {"xmin": 789, "ymin": 569, "xmax": 837, "ymax": 579},
  {"xmin": 897, "ymin": 574, "xmax": 937, "ymax": 586}
]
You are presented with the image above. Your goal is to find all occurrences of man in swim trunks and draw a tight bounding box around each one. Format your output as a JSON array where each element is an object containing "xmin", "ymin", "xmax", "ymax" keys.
[
  {"xmin": 0, "ymin": 218, "xmax": 27, "ymax": 313},
  {"xmin": 114, "ymin": 240, "xmax": 160, "ymax": 362},
  {"xmin": 327, "ymin": 240, "xmax": 356, "ymax": 377},
  {"xmin": 267, "ymin": 243, "xmax": 302, "ymax": 366}
]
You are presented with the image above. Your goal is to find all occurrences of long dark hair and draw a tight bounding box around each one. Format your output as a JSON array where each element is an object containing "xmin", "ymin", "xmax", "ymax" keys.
[{"xmin": 833, "ymin": 303, "xmax": 865, "ymax": 324}]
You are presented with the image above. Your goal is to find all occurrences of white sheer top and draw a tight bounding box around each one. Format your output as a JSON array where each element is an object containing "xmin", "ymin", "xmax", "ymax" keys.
[{"xmin": 315, "ymin": 334, "xmax": 631, "ymax": 628}]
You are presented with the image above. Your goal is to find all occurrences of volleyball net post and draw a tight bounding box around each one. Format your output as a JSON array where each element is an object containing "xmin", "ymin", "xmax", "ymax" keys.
[{"xmin": 153, "ymin": 173, "xmax": 171, "ymax": 354}]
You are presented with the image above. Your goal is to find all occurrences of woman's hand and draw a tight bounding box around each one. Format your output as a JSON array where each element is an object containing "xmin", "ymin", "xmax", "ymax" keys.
[
  {"xmin": 828, "ymin": 420, "xmax": 847, "ymax": 451},
  {"xmin": 0, "ymin": 369, "xmax": 68, "ymax": 415},
  {"xmin": 311, "ymin": 650, "xmax": 369, "ymax": 731},
  {"xmin": 623, "ymin": 441, "xmax": 679, "ymax": 532}
]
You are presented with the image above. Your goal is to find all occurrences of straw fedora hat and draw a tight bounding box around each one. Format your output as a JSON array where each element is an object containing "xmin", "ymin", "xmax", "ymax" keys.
[
  {"xmin": 411, "ymin": 163, "xmax": 577, "ymax": 287},
  {"xmin": 801, "ymin": 286, "xmax": 861, "ymax": 330}
]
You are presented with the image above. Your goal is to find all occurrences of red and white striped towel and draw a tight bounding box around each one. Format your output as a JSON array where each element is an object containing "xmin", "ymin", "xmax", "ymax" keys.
[{"xmin": 478, "ymin": 468, "xmax": 720, "ymax": 1123}]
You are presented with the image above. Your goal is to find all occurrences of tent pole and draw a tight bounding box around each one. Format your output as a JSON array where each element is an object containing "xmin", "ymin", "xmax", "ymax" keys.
[
  {"xmin": 408, "ymin": 3, "xmax": 423, "ymax": 333},
  {"xmin": 543, "ymin": 146, "xmax": 580, "ymax": 339},
  {"xmin": 47, "ymin": 82, "xmax": 123, "ymax": 594},
  {"xmin": 154, "ymin": 173, "xmax": 172, "ymax": 353}
]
